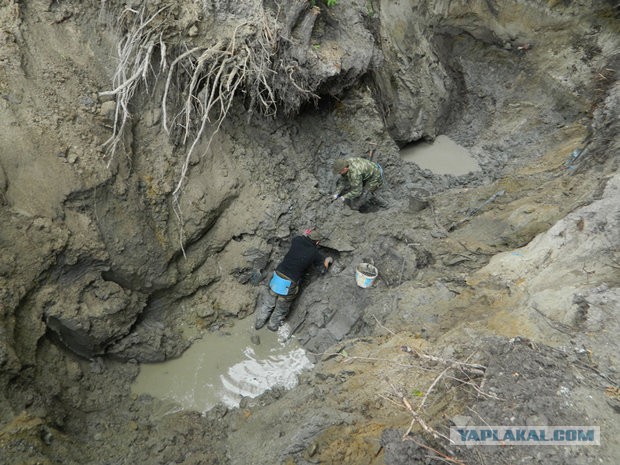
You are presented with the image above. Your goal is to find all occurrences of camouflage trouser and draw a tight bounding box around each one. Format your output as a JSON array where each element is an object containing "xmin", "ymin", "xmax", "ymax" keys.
[
  {"xmin": 339, "ymin": 163, "xmax": 386, "ymax": 210},
  {"xmin": 254, "ymin": 279, "xmax": 298, "ymax": 331},
  {"xmin": 348, "ymin": 191, "xmax": 389, "ymax": 210},
  {"xmin": 366, "ymin": 166, "xmax": 384, "ymax": 193},
  {"xmin": 337, "ymin": 169, "xmax": 384, "ymax": 196}
]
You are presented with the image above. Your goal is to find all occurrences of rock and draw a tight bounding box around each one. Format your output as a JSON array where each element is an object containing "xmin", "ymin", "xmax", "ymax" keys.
[
  {"xmin": 67, "ymin": 151, "xmax": 78, "ymax": 164},
  {"xmin": 142, "ymin": 108, "xmax": 161, "ymax": 127},
  {"xmin": 43, "ymin": 275, "xmax": 145, "ymax": 358},
  {"xmin": 526, "ymin": 414, "xmax": 549, "ymax": 426},
  {"xmin": 451, "ymin": 415, "xmax": 472, "ymax": 427},
  {"xmin": 79, "ymin": 95, "xmax": 95, "ymax": 108},
  {"xmin": 99, "ymin": 100, "xmax": 116, "ymax": 120},
  {"xmin": 407, "ymin": 196, "xmax": 429, "ymax": 212},
  {"xmin": 443, "ymin": 254, "xmax": 471, "ymax": 266}
]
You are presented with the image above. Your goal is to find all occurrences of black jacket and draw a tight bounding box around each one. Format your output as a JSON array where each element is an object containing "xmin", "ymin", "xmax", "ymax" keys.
[{"xmin": 275, "ymin": 236, "xmax": 324, "ymax": 283}]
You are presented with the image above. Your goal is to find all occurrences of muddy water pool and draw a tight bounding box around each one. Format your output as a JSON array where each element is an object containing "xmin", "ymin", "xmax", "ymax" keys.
[
  {"xmin": 132, "ymin": 318, "xmax": 313, "ymax": 413},
  {"xmin": 400, "ymin": 135, "xmax": 480, "ymax": 175}
]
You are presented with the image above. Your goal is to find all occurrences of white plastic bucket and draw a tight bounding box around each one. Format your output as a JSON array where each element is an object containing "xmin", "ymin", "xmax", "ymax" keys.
[{"xmin": 355, "ymin": 263, "xmax": 378, "ymax": 288}]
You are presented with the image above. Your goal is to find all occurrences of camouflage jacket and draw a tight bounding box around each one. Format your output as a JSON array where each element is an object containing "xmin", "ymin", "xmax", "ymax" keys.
[{"xmin": 337, "ymin": 157, "xmax": 383, "ymax": 200}]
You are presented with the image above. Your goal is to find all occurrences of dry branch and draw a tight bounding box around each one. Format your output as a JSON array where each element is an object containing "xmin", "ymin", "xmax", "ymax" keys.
[
  {"xmin": 387, "ymin": 381, "xmax": 452, "ymax": 443},
  {"xmin": 403, "ymin": 436, "xmax": 466, "ymax": 465},
  {"xmin": 401, "ymin": 345, "xmax": 486, "ymax": 375},
  {"xmin": 402, "ymin": 393, "xmax": 452, "ymax": 443},
  {"xmin": 372, "ymin": 314, "xmax": 396, "ymax": 335},
  {"xmin": 443, "ymin": 374, "xmax": 502, "ymax": 400},
  {"xmin": 376, "ymin": 346, "xmax": 493, "ymax": 455},
  {"xmin": 419, "ymin": 366, "xmax": 451, "ymax": 409}
]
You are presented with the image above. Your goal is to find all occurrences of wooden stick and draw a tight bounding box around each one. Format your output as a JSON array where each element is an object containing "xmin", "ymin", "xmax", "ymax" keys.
[
  {"xmin": 420, "ymin": 366, "xmax": 450, "ymax": 409},
  {"xmin": 404, "ymin": 436, "xmax": 466, "ymax": 465}
]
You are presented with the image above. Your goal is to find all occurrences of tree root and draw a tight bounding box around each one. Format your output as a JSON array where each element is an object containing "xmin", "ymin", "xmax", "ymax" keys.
[
  {"xmin": 99, "ymin": 2, "xmax": 329, "ymax": 252},
  {"xmin": 99, "ymin": 4, "xmax": 170, "ymax": 161},
  {"xmin": 101, "ymin": 2, "xmax": 322, "ymax": 160}
]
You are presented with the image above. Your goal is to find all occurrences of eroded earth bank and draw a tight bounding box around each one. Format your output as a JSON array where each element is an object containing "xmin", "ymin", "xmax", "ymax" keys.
[{"xmin": 1, "ymin": 1, "xmax": 619, "ymax": 464}]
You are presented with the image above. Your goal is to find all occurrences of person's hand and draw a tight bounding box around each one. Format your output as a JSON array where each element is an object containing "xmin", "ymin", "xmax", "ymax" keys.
[{"xmin": 324, "ymin": 257, "xmax": 334, "ymax": 268}]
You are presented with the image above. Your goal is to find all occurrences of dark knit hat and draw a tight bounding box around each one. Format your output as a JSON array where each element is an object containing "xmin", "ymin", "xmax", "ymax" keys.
[{"xmin": 332, "ymin": 158, "xmax": 349, "ymax": 174}]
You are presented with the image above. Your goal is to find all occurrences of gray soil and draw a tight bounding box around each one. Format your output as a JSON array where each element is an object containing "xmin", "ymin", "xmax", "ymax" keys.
[{"xmin": 1, "ymin": 1, "xmax": 618, "ymax": 464}]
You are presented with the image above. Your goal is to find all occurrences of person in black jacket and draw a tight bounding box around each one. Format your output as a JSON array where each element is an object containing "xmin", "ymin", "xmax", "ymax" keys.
[{"xmin": 255, "ymin": 229, "xmax": 333, "ymax": 331}]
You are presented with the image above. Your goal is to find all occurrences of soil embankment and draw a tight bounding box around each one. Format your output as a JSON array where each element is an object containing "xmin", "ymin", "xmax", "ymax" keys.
[{"xmin": 1, "ymin": 1, "xmax": 618, "ymax": 464}]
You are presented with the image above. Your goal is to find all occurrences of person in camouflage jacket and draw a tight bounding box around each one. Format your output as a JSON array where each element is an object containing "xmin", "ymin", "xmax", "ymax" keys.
[{"xmin": 332, "ymin": 157, "xmax": 387, "ymax": 209}]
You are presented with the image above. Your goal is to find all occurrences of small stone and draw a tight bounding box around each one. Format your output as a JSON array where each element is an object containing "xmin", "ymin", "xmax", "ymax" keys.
[
  {"xmin": 80, "ymin": 95, "xmax": 95, "ymax": 107},
  {"xmin": 443, "ymin": 254, "xmax": 470, "ymax": 266},
  {"xmin": 307, "ymin": 442, "xmax": 318, "ymax": 457},
  {"xmin": 364, "ymin": 437, "xmax": 382, "ymax": 456},
  {"xmin": 451, "ymin": 415, "xmax": 472, "ymax": 427},
  {"xmin": 100, "ymin": 101, "xmax": 116, "ymax": 120},
  {"xmin": 408, "ymin": 196, "xmax": 429, "ymax": 212},
  {"xmin": 143, "ymin": 108, "xmax": 161, "ymax": 127},
  {"xmin": 65, "ymin": 359, "xmax": 82, "ymax": 381},
  {"xmin": 526, "ymin": 414, "xmax": 548, "ymax": 426}
]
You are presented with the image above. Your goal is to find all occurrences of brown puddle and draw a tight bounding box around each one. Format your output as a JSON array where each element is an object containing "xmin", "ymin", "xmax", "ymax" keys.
[
  {"xmin": 132, "ymin": 318, "xmax": 313, "ymax": 413},
  {"xmin": 400, "ymin": 135, "xmax": 480, "ymax": 175}
]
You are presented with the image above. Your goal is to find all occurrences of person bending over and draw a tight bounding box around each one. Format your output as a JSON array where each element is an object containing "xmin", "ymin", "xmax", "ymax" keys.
[
  {"xmin": 255, "ymin": 228, "xmax": 333, "ymax": 331},
  {"xmin": 332, "ymin": 157, "xmax": 388, "ymax": 210}
]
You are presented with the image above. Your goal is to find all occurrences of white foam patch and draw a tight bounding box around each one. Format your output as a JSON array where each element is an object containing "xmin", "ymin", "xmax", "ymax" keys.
[{"xmin": 219, "ymin": 346, "xmax": 313, "ymax": 408}]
